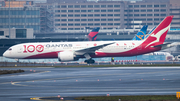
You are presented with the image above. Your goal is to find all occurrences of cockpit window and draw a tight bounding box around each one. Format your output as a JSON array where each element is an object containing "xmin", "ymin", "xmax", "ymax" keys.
[{"xmin": 8, "ymin": 48, "xmax": 12, "ymax": 51}]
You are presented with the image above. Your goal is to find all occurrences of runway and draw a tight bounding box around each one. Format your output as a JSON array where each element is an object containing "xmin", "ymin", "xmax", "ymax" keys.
[{"xmin": 0, "ymin": 67, "xmax": 180, "ymax": 101}]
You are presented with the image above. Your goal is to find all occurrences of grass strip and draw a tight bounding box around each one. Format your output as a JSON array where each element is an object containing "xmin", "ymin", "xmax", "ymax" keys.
[
  {"xmin": 0, "ymin": 69, "xmax": 25, "ymax": 75},
  {"xmin": 75, "ymin": 95, "xmax": 179, "ymax": 101}
]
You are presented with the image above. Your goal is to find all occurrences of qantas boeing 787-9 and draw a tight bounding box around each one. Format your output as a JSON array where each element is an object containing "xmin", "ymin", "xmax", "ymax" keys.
[{"xmin": 3, "ymin": 16, "xmax": 174, "ymax": 63}]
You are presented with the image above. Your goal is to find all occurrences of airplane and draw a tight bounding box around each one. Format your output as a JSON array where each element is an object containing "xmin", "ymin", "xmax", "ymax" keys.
[
  {"xmin": 3, "ymin": 16, "xmax": 174, "ymax": 64},
  {"xmin": 88, "ymin": 27, "xmax": 100, "ymax": 41},
  {"xmin": 132, "ymin": 25, "xmax": 148, "ymax": 40}
]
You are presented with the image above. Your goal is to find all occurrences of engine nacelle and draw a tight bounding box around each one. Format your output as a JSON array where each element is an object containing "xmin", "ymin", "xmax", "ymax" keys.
[{"xmin": 58, "ymin": 51, "xmax": 79, "ymax": 62}]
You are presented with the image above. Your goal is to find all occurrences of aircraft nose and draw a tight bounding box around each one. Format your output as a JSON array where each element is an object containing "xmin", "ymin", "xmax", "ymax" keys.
[{"xmin": 3, "ymin": 51, "xmax": 8, "ymax": 57}]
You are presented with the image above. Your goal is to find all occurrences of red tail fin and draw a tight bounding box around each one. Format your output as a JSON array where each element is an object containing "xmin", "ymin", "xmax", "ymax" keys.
[
  {"xmin": 88, "ymin": 27, "xmax": 100, "ymax": 41},
  {"xmin": 144, "ymin": 16, "xmax": 173, "ymax": 48}
]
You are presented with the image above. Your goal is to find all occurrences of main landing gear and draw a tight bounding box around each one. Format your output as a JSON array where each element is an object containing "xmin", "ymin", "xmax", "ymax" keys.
[{"xmin": 84, "ymin": 58, "xmax": 95, "ymax": 64}]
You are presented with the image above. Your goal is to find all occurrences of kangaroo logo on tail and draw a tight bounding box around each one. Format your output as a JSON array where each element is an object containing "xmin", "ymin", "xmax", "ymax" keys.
[{"xmin": 144, "ymin": 16, "xmax": 173, "ymax": 48}]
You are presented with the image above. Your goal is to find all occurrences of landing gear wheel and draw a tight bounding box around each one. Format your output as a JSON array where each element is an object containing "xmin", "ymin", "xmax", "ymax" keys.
[{"xmin": 84, "ymin": 59, "xmax": 95, "ymax": 64}]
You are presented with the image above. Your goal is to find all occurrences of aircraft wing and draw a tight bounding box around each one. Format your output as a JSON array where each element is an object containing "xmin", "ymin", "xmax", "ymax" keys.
[{"xmin": 75, "ymin": 42, "xmax": 115, "ymax": 55}]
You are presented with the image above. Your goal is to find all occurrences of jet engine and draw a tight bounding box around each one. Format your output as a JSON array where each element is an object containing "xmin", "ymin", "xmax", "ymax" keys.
[{"xmin": 58, "ymin": 51, "xmax": 79, "ymax": 62}]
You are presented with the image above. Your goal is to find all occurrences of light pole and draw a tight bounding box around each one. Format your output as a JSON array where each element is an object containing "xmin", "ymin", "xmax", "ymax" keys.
[{"xmin": 8, "ymin": 0, "xmax": 10, "ymax": 38}]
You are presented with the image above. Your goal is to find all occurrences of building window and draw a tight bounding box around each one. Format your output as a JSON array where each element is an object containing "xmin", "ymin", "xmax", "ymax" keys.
[
  {"xmin": 75, "ymin": 23, "xmax": 80, "ymax": 26},
  {"xmin": 114, "ymin": 19, "xmax": 120, "ymax": 21},
  {"xmin": 88, "ymin": 19, "xmax": 93, "ymax": 21},
  {"xmin": 154, "ymin": 14, "xmax": 159, "ymax": 16},
  {"xmin": 61, "ymin": 28, "xmax": 67, "ymax": 30},
  {"xmin": 108, "ymin": 19, "xmax": 113, "ymax": 21},
  {"xmin": 68, "ymin": 5, "xmax": 73, "ymax": 8},
  {"xmin": 55, "ymin": 10, "xmax": 60, "ymax": 12},
  {"xmin": 81, "ymin": 10, "xmax": 86, "ymax": 12},
  {"xmin": 75, "ymin": 10, "xmax": 80, "ymax": 12},
  {"xmin": 81, "ymin": 14, "xmax": 86, "ymax": 17},
  {"xmin": 94, "ymin": 5, "xmax": 100, "ymax": 8},
  {"xmin": 68, "ymin": 23, "xmax": 73, "ymax": 26},
  {"xmin": 101, "ymin": 23, "xmax": 106, "ymax": 25},
  {"xmin": 134, "ymin": 5, "xmax": 139, "ymax": 8},
  {"xmin": 56, "ymin": 5, "xmax": 60, "ymax": 8},
  {"xmin": 141, "ymin": 9, "xmax": 146, "ymax": 12},
  {"xmin": 68, "ymin": 10, "xmax": 73, "ymax": 12},
  {"xmin": 101, "ymin": 14, "xmax": 106, "ymax": 17},
  {"xmin": 88, "ymin": 5, "xmax": 93, "ymax": 8},
  {"xmin": 161, "ymin": 14, "xmax": 166, "ymax": 16},
  {"xmin": 108, "ymin": 14, "xmax": 113, "ymax": 16},
  {"xmin": 101, "ymin": 10, "xmax": 106, "ymax": 12},
  {"xmin": 114, "ymin": 23, "xmax": 120, "ymax": 25},
  {"xmin": 160, "ymin": 5, "xmax": 166, "ymax": 7},
  {"xmin": 94, "ymin": 10, "xmax": 100, "ymax": 12},
  {"xmin": 75, "ymin": 19, "xmax": 80, "ymax": 21},
  {"xmin": 134, "ymin": 10, "xmax": 139, "ymax": 12},
  {"xmin": 114, "ymin": 14, "xmax": 120, "ymax": 16},
  {"xmin": 129, "ymin": 14, "xmax": 133, "ymax": 16},
  {"xmin": 129, "ymin": 10, "xmax": 133, "ymax": 12},
  {"xmin": 141, "ymin": 5, "xmax": 146, "ymax": 7},
  {"xmin": 147, "ymin": 9, "xmax": 152, "ymax": 12},
  {"xmin": 108, "ymin": 23, "xmax": 113, "ymax": 25},
  {"xmin": 154, "ymin": 5, "xmax": 159, "ymax": 7},
  {"xmin": 134, "ymin": 14, "xmax": 139, "ymax": 16},
  {"xmin": 161, "ymin": 9, "xmax": 166, "ymax": 12},
  {"xmin": 141, "ymin": 14, "xmax": 146, "ymax": 16},
  {"xmin": 88, "ymin": 10, "xmax": 93, "ymax": 12},
  {"xmin": 75, "ymin": 14, "xmax": 80, "ymax": 17},
  {"xmin": 154, "ymin": 9, "xmax": 159, "ymax": 12},
  {"xmin": 61, "ymin": 15, "xmax": 67, "ymax": 17},
  {"xmin": 114, "ymin": 5, "xmax": 120, "ymax": 7},
  {"xmin": 55, "ymin": 14, "xmax": 60, "ymax": 17},
  {"xmin": 147, "ymin": 18, "xmax": 152, "ymax": 21},
  {"xmin": 0, "ymin": 31, "xmax": 4, "ymax": 36},
  {"xmin": 147, "ymin": 23, "xmax": 152, "ymax": 25},
  {"xmin": 81, "ymin": 23, "xmax": 87, "ymax": 26},
  {"xmin": 108, "ymin": 5, "xmax": 113, "ymax": 8},
  {"xmin": 61, "ymin": 10, "xmax": 66, "ymax": 12},
  {"xmin": 61, "ymin": 5, "xmax": 66, "ymax": 8},
  {"xmin": 68, "ymin": 14, "xmax": 73, "ymax": 17},
  {"xmin": 88, "ymin": 14, "xmax": 93, "ymax": 17},
  {"xmin": 147, "ymin": 14, "xmax": 152, "ymax": 16},
  {"xmin": 147, "ymin": 5, "xmax": 152, "ymax": 7},
  {"xmin": 68, "ymin": 19, "xmax": 73, "ymax": 21},
  {"xmin": 75, "ymin": 5, "xmax": 80, "ymax": 8},
  {"xmin": 81, "ymin": 19, "xmax": 87, "ymax": 21},
  {"xmin": 88, "ymin": 23, "xmax": 93, "ymax": 26},
  {"xmin": 68, "ymin": 28, "xmax": 73, "ymax": 30},
  {"xmin": 95, "ymin": 23, "xmax": 100, "ymax": 26},
  {"xmin": 81, "ymin": 5, "xmax": 86, "ymax": 8},
  {"xmin": 95, "ymin": 19, "xmax": 100, "ymax": 21},
  {"xmin": 129, "ymin": 5, "xmax": 133, "ymax": 8},
  {"xmin": 61, "ymin": 19, "xmax": 67, "ymax": 21},
  {"xmin": 94, "ymin": 14, "xmax": 100, "ymax": 17},
  {"xmin": 114, "ymin": 9, "xmax": 120, "ymax": 12},
  {"xmin": 108, "ymin": 9, "xmax": 113, "ymax": 12},
  {"xmin": 75, "ymin": 28, "xmax": 80, "ymax": 30},
  {"xmin": 154, "ymin": 18, "xmax": 159, "ymax": 21},
  {"xmin": 55, "ymin": 19, "xmax": 60, "ymax": 21},
  {"xmin": 101, "ymin": 19, "xmax": 106, "ymax": 21},
  {"xmin": 101, "ymin": 5, "xmax": 106, "ymax": 8},
  {"xmin": 16, "ymin": 29, "xmax": 26, "ymax": 38}
]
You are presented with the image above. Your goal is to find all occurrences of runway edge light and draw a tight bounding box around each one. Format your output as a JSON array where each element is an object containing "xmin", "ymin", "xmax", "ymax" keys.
[{"xmin": 177, "ymin": 92, "xmax": 180, "ymax": 99}]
